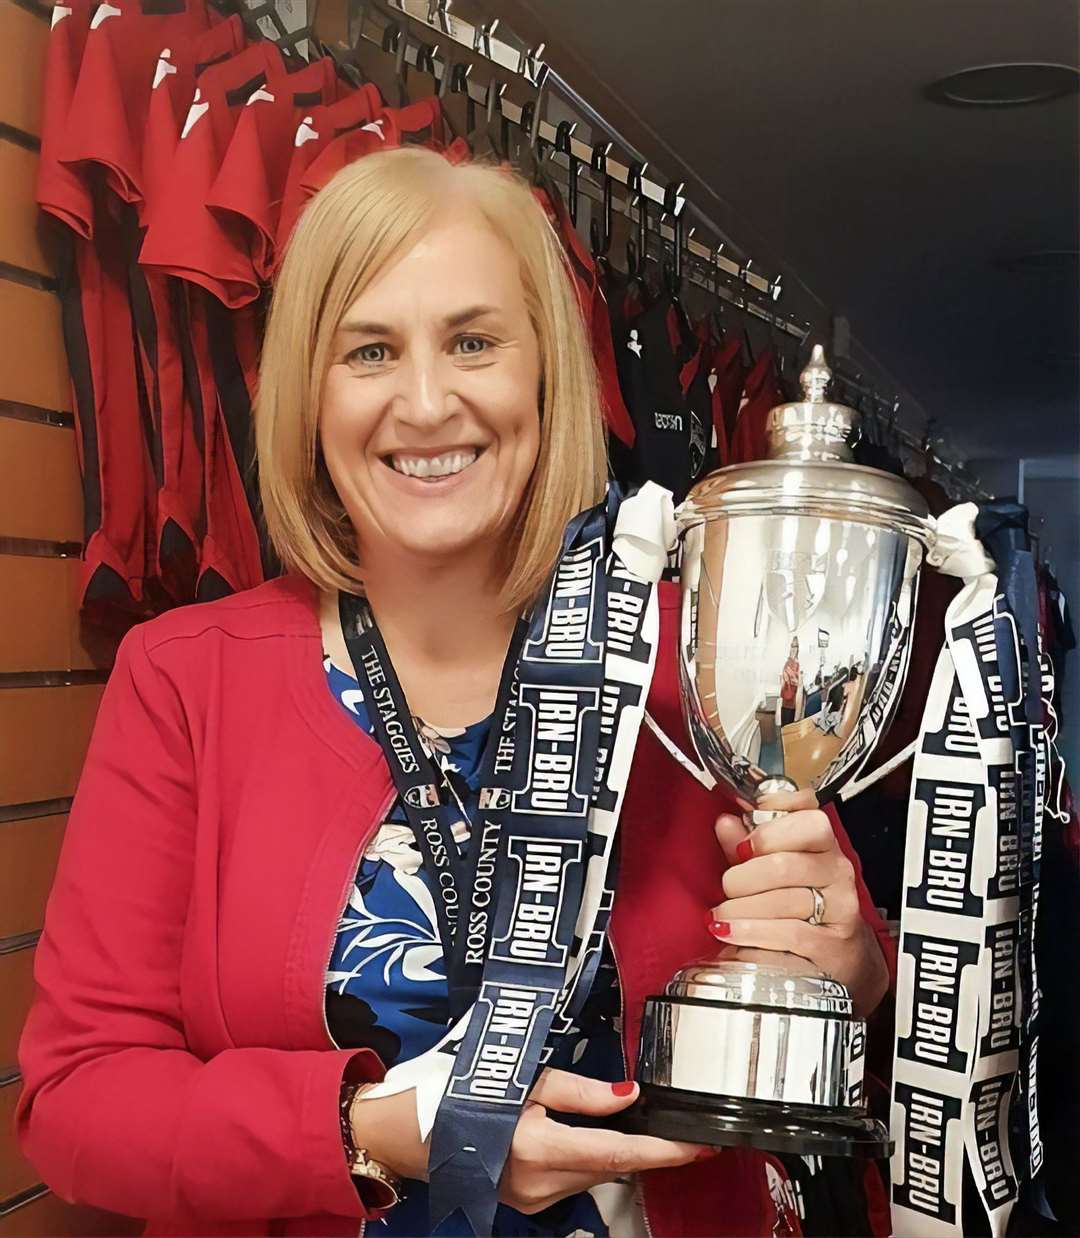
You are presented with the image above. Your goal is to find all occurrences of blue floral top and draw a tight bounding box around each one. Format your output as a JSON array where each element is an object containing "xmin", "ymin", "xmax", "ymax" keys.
[{"xmin": 322, "ymin": 654, "xmax": 645, "ymax": 1237}]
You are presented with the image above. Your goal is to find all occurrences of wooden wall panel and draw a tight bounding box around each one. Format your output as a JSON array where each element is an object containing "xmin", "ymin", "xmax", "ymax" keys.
[
  {"xmin": 0, "ymin": 945, "xmax": 35, "ymax": 1070},
  {"xmin": 0, "ymin": 557, "xmax": 92, "ymax": 672},
  {"xmin": 0, "ymin": 1, "xmax": 47, "ymax": 138},
  {"xmin": 0, "ymin": 140, "xmax": 50, "ymax": 277},
  {"xmin": 0, "ymin": 419, "xmax": 81, "ymax": 542},
  {"xmin": 0, "ymin": 815, "xmax": 66, "ymax": 939},
  {"xmin": 0, "ymin": 1080, "xmax": 38, "ymax": 1201},
  {"xmin": 0, "ymin": 686, "xmax": 102, "ymax": 806},
  {"xmin": 0, "ymin": 1190, "xmax": 143, "ymax": 1237},
  {"xmin": 0, "ymin": 282, "xmax": 69, "ymax": 412}
]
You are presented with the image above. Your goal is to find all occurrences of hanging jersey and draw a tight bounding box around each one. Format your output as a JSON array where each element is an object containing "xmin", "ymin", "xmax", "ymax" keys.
[
  {"xmin": 141, "ymin": 42, "xmax": 288, "ymax": 600},
  {"xmin": 139, "ymin": 40, "xmax": 287, "ymax": 304},
  {"xmin": 134, "ymin": 17, "xmax": 248, "ymax": 603},
  {"xmin": 275, "ymin": 81, "xmax": 384, "ymax": 265},
  {"xmin": 141, "ymin": 15, "xmax": 248, "ymax": 224},
  {"xmin": 205, "ymin": 54, "xmax": 342, "ymax": 295},
  {"xmin": 676, "ymin": 326, "xmax": 714, "ymax": 481},
  {"xmin": 611, "ymin": 293, "xmax": 711, "ymax": 502},
  {"xmin": 37, "ymin": 0, "xmax": 93, "ymax": 238},
  {"xmin": 730, "ymin": 351, "xmax": 782, "ymax": 464},
  {"xmin": 41, "ymin": 0, "xmax": 211, "ymax": 636},
  {"xmin": 58, "ymin": 0, "xmax": 213, "ymax": 212},
  {"xmin": 533, "ymin": 177, "xmax": 636, "ymax": 448},
  {"xmin": 297, "ymin": 96, "xmax": 446, "ymax": 201},
  {"xmin": 708, "ymin": 334, "xmax": 746, "ymax": 467}
]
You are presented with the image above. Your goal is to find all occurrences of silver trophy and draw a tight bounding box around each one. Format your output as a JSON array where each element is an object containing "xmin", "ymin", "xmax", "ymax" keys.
[{"xmin": 630, "ymin": 346, "xmax": 932, "ymax": 1157}]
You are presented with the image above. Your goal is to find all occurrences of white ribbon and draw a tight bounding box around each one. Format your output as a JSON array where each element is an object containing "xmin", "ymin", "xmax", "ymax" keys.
[
  {"xmin": 926, "ymin": 502, "xmax": 995, "ymax": 581},
  {"xmin": 611, "ymin": 481, "xmax": 677, "ymax": 583}
]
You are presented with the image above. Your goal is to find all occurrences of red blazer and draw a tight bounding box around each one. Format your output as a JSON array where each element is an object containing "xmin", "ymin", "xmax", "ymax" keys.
[{"xmin": 14, "ymin": 575, "xmax": 894, "ymax": 1237}]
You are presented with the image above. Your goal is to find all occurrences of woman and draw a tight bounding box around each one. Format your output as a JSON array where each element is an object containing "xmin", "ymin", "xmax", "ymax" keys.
[
  {"xmin": 16, "ymin": 148, "xmax": 892, "ymax": 1237},
  {"xmin": 779, "ymin": 637, "xmax": 802, "ymax": 726}
]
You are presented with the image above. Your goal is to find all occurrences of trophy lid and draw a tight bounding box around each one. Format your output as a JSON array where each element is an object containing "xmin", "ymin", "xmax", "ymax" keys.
[{"xmin": 680, "ymin": 345, "xmax": 931, "ymax": 542}]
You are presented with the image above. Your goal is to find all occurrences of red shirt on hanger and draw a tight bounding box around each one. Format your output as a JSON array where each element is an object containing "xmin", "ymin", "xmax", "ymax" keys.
[
  {"xmin": 708, "ymin": 334, "xmax": 746, "ymax": 467},
  {"xmin": 533, "ymin": 180, "xmax": 636, "ymax": 448},
  {"xmin": 296, "ymin": 96, "xmax": 446, "ymax": 201},
  {"xmin": 135, "ymin": 17, "xmax": 249, "ymax": 604},
  {"xmin": 140, "ymin": 41, "xmax": 287, "ymax": 304},
  {"xmin": 275, "ymin": 82, "xmax": 384, "ymax": 265},
  {"xmin": 205, "ymin": 55, "xmax": 342, "ymax": 293},
  {"xmin": 42, "ymin": 0, "xmax": 212, "ymax": 628},
  {"xmin": 36, "ymin": 0, "xmax": 94, "ymax": 238},
  {"xmin": 140, "ymin": 42, "xmax": 289, "ymax": 601},
  {"xmin": 140, "ymin": 15, "xmax": 248, "ymax": 224},
  {"xmin": 730, "ymin": 351, "xmax": 783, "ymax": 464},
  {"xmin": 58, "ymin": 0, "xmax": 214, "ymax": 216}
]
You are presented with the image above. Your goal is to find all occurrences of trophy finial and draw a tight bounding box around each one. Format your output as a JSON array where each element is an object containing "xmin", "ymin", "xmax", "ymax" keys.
[
  {"xmin": 800, "ymin": 344, "xmax": 832, "ymax": 404},
  {"xmin": 765, "ymin": 343, "xmax": 855, "ymax": 463}
]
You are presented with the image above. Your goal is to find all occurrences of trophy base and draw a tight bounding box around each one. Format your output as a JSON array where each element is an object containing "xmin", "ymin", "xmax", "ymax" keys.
[{"xmin": 623, "ymin": 1082, "xmax": 893, "ymax": 1158}]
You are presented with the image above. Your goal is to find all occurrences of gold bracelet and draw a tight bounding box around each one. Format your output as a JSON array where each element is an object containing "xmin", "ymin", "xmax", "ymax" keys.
[{"xmin": 344, "ymin": 1083, "xmax": 403, "ymax": 1210}]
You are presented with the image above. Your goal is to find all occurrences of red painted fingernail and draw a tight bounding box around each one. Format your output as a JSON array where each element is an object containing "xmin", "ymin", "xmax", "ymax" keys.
[
  {"xmin": 735, "ymin": 838, "xmax": 754, "ymax": 864},
  {"xmin": 707, "ymin": 920, "xmax": 731, "ymax": 939},
  {"xmin": 611, "ymin": 1080, "xmax": 636, "ymax": 1096},
  {"xmin": 695, "ymin": 1146, "xmax": 721, "ymax": 1160}
]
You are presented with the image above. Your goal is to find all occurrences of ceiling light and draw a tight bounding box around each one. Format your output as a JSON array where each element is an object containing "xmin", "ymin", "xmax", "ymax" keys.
[{"xmin": 924, "ymin": 63, "xmax": 1080, "ymax": 107}]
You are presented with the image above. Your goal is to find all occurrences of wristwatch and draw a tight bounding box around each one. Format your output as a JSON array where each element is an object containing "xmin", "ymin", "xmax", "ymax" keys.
[{"xmin": 339, "ymin": 1081, "xmax": 404, "ymax": 1210}]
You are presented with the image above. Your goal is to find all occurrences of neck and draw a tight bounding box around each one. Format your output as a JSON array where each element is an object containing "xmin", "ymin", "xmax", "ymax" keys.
[{"xmin": 360, "ymin": 541, "xmax": 518, "ymax": 669}]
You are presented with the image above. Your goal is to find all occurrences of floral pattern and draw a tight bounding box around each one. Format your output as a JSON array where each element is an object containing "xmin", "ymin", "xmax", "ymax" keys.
[{"xmin": 322, "ymin": 653, "xmax": 642, "ymax": 1237}]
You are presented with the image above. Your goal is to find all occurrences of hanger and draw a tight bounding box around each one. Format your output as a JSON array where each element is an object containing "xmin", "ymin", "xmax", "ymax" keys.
[
  {"xmin": 413, "ymin": 41, "xmax": 461, "ymax": 141},
  {"xmin": 626, "ymin": 160, "xmax": 652, "ymax": 303},
  {"xmin": 706, "ymin": 244, "xmax": 727, "ymax": 343},
  {"xmin": 468, "ymin": 76, "xmax": 508, "ymax": 161},
  {"xmin": 553, "ymin": 120, "xmax": 580, "ymax": 225},
  {"xmin": 589, "ymin": 141, "xmax": 613, "ymax": 259},
  {"xmin": 662, "ymin": 180, "xmax": 694, "ymax": 344},
  {"xmin": 381, "ymin": 20, "xmax": 410, "ymax": 107}
]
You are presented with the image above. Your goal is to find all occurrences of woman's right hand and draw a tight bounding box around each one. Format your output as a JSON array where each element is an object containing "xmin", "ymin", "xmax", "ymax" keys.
[{"xmin": 353, "ymin": 1069, "xmax": 711, "ymax": 1214}]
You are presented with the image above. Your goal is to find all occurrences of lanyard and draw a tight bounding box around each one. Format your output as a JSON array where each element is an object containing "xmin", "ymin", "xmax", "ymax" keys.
[{"xmin": 339, "ymin": 590, "xmax": 526, "ymax": 1014}]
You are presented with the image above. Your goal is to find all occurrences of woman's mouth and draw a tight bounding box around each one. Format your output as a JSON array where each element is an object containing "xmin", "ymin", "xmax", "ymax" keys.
[{"xmin": 386, "ymin": 447, "xmax": 480, "ymax": 481}]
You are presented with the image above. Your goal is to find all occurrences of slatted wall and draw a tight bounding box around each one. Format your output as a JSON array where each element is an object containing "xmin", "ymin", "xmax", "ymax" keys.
[{"xmin": 0, "ymin": 1, "xmax": 139, "ymax": 1232}]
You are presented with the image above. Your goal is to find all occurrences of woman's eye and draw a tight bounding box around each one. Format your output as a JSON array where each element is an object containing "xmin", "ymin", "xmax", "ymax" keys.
[
  {"xmin": 347, "ymin": 343, "xmax": 388, "ymax": 367},
  {"xmin": 455, "ymin": 335, "xmax": 490, "ymax": 357}
]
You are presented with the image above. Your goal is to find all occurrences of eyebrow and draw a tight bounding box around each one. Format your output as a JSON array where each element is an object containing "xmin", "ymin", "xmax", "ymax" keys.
[{"xmin": 337, "ymin": 304, "xmax": 501, "ymax": 336}]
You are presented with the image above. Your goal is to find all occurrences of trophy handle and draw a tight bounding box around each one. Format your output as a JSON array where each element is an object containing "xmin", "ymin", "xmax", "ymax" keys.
[{"xmin": 745, "ymin": 775, "xmax": 801, "ymax": 829}]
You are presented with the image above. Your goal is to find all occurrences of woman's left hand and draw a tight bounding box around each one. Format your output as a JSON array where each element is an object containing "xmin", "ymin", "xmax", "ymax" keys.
[{"xmin": 709, "ymin": 790, "xmax": 890, "ymax": 1017}]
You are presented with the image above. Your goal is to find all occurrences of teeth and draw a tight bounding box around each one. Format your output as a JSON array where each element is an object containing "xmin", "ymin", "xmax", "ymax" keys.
[{"xmin": 391, "ymin": 449, "xmax": 478, "ymax": 479}]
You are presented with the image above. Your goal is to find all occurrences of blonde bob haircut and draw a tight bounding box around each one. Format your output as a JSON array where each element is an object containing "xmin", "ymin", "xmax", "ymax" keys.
[{"xmin": 256, "ymin": 145, "xmax": 608, "ymax": 611}]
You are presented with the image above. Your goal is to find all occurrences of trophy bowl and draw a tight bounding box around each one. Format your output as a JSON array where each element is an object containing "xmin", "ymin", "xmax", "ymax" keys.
[{"xmin": 627, "ymin": 347, "xmax": 933, "ymax": 1157}]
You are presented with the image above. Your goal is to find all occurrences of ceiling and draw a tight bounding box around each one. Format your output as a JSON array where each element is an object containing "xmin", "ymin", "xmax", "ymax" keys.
[{"xmin": 481, "ymin": 0, "xmax": 1079, "ymax": 462}]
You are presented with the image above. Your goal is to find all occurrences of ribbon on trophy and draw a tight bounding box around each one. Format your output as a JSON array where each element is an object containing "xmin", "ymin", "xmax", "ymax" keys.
[
  {"xmin": 341, "ymin": 482, "xmax": 673, "ymax": 1235},
  {"xmin": 890, "ymin": 501, "xmax": 1058, "ymax": 1237}
]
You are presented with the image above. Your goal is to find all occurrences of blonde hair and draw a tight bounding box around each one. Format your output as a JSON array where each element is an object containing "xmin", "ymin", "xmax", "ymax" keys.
[{"xmin": 255, "ymin": 146, "xmax": 608, "ymax": 610}]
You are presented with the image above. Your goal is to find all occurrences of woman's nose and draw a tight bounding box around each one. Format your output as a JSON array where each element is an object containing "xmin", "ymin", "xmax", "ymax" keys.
[{"xmin": 394, "ymin": 353, "xmax": 454, "ymax": 428}]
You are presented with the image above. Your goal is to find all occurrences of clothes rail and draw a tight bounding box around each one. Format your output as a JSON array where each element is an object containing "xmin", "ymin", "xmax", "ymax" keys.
[
  {"xmin": 350, "ymin": 1, "xmax": 803, "ymax": 327},
  {"xmin": 344, "ymin": 0, "xmax": 987, "ymax": 496}
]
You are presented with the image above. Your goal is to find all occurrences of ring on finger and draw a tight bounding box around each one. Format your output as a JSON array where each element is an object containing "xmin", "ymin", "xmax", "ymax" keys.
[{"xmin": 806, "ymin": 886, "xmax": 826, "ymax": 927}]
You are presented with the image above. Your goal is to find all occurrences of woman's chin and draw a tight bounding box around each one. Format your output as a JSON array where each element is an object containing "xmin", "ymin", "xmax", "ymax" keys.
[{"xmin": 389, "ymin": 519, "xmax": 498, "ymax": 564}]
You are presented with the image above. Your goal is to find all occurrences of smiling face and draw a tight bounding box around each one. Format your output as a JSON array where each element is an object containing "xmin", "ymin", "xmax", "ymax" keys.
[{"xmin": 319, "ymin": 211, "xmax": 542, "ymax": 574}]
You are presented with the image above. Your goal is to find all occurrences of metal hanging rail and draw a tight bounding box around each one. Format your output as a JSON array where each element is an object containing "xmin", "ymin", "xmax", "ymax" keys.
[
  {"xmin": 336, "ymin": 0, "xmax": 986, "ymax": 497},
  {"xmin": 357, "ymin": 2, "xmax": 798, "ymax": 313}
]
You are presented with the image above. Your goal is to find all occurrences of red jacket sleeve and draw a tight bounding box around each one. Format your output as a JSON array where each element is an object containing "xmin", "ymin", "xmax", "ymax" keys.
[{"xmin": 14, "ymin": 624, "xmax": 384, "ymax": 1222}]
